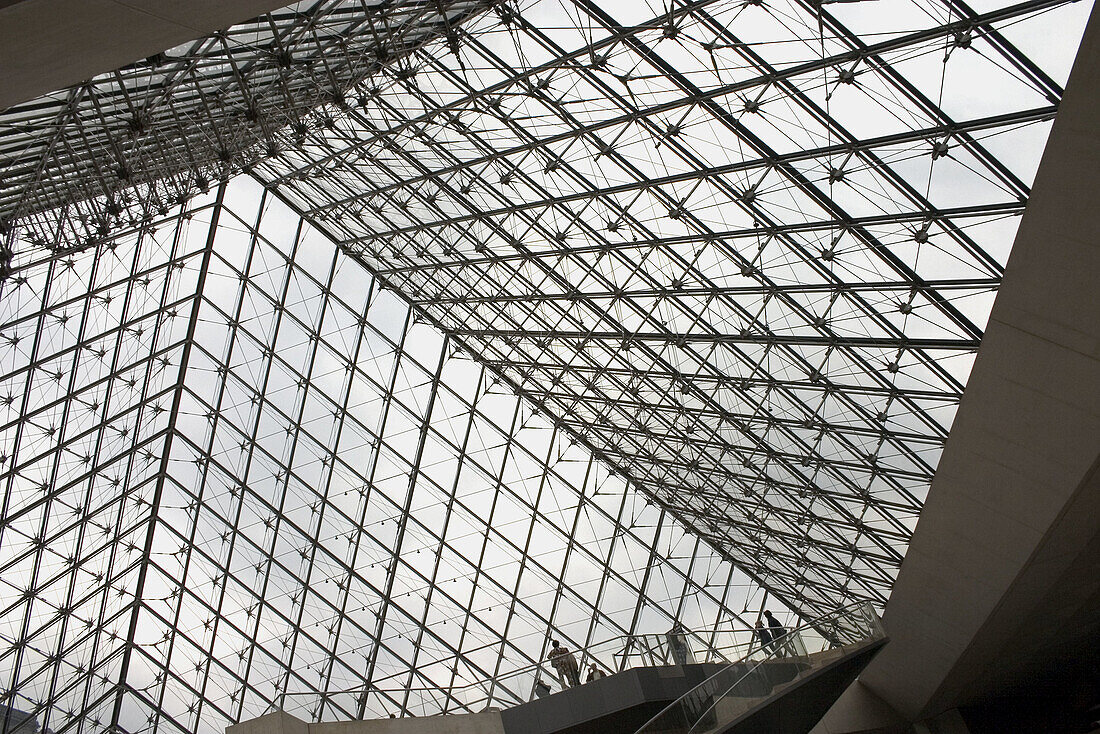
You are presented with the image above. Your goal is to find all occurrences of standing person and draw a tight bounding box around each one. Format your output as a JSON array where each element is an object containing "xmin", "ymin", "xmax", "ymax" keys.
[
  {"xmin": 548, "ymin": 640, "xmax": 581, "ymax": 687},
  {"xmin": 667, "ymin": 622, "xmax": 691, "ymax": 665},
  {"xmin": 586, "ymin": 663, "xmax": 606, "ymax": 682},
  {"xmin": 754, "ymin": 620, "xmax": 773, "ymax": 654},
  {"xmin": 547, "ymin": 640, "xmax": 568, "ymax": 688},
  {"xmin": 763, "ymin": 610, "xmax": 788, "ymax": 656},
  {"xmin": 562, "ymin": 644, "xmax": 581, "ymax": 687}
]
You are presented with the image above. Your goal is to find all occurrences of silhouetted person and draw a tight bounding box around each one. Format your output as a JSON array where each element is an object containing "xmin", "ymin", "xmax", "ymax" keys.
[
  {"xmin": 533, "ymin": 678, "xmax": 552, "ymax": 698},
  {"xmin": 586, "ymin": 663, "xmax": 606, "ymax": 682},
  {"xmin": 667, "ymin": 622, "xmax": 691, "ymax": 664},
  {"xmin": 764, "ymin": 610, "xmax": 787, "ymax": 656},
  {"xmin": 754, "ymin": 620, "xmax": 773, "ymax": 653},
  {"xmin": 548, "ymin": 639, "xmax": 580, "ymax": 687},
  {"xmin": 563, "ymin": 646, "xmax": 580, "ymax": 686},
  {"xmin": 547, "ymin": 640, "xmax": 566, "ymax": 686}
]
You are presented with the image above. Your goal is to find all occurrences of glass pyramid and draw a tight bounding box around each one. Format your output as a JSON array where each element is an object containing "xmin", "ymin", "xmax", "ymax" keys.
[{"xmin": 0, "ymin": 0, "xmax": 1091, "ymax": 732}]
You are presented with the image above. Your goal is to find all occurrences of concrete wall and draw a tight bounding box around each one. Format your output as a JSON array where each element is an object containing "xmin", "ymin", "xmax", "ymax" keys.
[
  {"xmin": 814, "ymin": 1, "xmax": 1100, "ymax": 729},
  {"xmin": 227, "ymin": 711, "xmax": 505, "ymax": 734},
  {"xmin": 807, "ymin": 683, "xmax": 908, "ymax": 734},
  {"xmin": 0, "ymin": 0, "xmax": 295, "ymax": 108},
  {"xmin": 228, "ymin": 711, "xmax": 309, "ymax": 734},
  {"xmin": 314, "ymin": 712, "xmax": 504, "ymax": 734}
]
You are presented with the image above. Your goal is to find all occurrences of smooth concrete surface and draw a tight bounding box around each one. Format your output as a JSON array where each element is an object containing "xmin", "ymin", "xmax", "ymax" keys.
[
  {"xmin": 817, "ymin": 1, "xmax": 1100, "ymax": 727},
  {"xmin": 724, "ymin": 640, "xmax": 887, "ymax": 734},
  {"xmin": 0, "ymin": 0, "xmax": 296, "ymax": 109},
  {"xmin": 228, "ymin": 711, "xmax": 308, "ymax": 734},
  {"xmin": 500, "ymin": 663, "xmax": 728, "ymax": 734},
  {"xmin": 807, "ymin": 683, "xmax": 907, "ymax": 734},
  {"xmin": 228, "ymin": 710, "xmax": 505, "ymax": 734},
  {"xmin": 911, "ymin": 710, "xmax": 971, "ymax": 734},
  {"xmin": 314, "ymin": 712, "xmax": 505, "ymax": 734}
]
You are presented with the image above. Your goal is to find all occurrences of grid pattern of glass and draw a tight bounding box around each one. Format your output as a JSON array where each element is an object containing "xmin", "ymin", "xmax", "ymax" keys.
[
  {"xmin": 252, "ymin": 0, "xmax": 1090, "ymax": 614},
  {"xmin": 0, "ymin": 0, "xmax": 1092, "ymax": 733},
  {"xmin": 0, "ymin": 203, "xmax": 218, "ymax": 733},
  {"xmin": 0, "ymin": 0, "xmax": 488, "ymax": 253},
  {"xmin": 0, "ymin": 177, "xmax": 777, "ymax": 734}
]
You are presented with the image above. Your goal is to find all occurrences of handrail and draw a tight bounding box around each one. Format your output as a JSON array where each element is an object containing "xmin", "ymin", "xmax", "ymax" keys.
[
  {"xmin": 281, "ymin": 632, "xmax": 656, "ymax": 696},
  {"xmin": 631, "ymin": 602, "xmax": 884, "ymax": 734},
  {"xmin": 644, "ymin": 631, "xmax": 805, "ymax": 733},
  {"xmin": 273, "ymin": 623, "xmax": 773, "ymax": 719}
]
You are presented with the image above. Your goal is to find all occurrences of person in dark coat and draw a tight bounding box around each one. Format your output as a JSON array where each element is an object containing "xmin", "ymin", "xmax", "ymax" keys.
[
  {"xmin": 563, "ymin": 645, "xmax": 580, "ymax": 686},
  {"xmin": 585, "ymin": 663, "xmax": 606, "ymax": 683},
  {"xmin": 754, "ymin": 620, "xmax": 773, "ymax": 654},
  {"xmin": 667, "ymin": 622, "xmax": 691, "ymax": 665},
  {"xmin": 763, "ymin": 610, "xmax": 788, "ymax": 656}
]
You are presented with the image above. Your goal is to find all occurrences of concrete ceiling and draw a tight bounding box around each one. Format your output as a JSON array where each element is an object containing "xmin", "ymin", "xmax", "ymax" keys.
[{"xmin": 0, "ymin": 0, "xmax": 298, "ymax": 109}]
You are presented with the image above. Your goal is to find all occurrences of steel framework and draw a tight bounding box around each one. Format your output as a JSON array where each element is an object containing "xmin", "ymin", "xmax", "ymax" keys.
[
  {"xmin": 0, "ymin": 0, "xmax": 488, "ymax": 253},
  {"xmin": 0, "ymin": 180, "xmax": 769, "ymax": 734},
  {"xmin": 251, "ymin": 0, "xmax": 1087, "ymax": 613},
  {"xmin": 0, "ymin": 0, "xmax": 1091, "ymax": 733}
]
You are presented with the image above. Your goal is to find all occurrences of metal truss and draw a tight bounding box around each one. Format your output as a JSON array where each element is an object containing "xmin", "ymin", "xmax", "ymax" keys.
[
  {"xmin": 248, "ymin": 0, "xmax": 1089, "ymax": 616},
  {"xmin": 0, "ymin": 0, "xmax": 1092, "ymax": 733},
  {"xmin": 0, "ymin": 0, "xmax": 489, "ymax": 256},
  {"xmin": 0, "ymin": 180, "xmax": 777, "ymax": 734}
]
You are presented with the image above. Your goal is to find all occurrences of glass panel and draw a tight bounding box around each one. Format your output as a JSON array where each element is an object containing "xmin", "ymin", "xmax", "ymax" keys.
[{"xmin": 0, "ymin": 1, "xmax": 1089, "ymax": 732}]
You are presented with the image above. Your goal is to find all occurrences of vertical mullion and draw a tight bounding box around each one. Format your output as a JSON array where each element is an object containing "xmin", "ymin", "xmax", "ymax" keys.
[{"xmin": 109, "ymin": 182, "xmax": 225, "ymax": 730}]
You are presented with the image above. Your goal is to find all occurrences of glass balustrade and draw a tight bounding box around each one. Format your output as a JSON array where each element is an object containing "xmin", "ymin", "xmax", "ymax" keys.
[
  {"xmin": 271, "ymin": 605, "xmax": 881, "ymax": 723},
  {"xmin": 632, "ymin": 603, "xmax": 885, "ymax": 734},
  {"xmin": 274, "ymin": 624, "xmax": 783, "ymax": 721}
]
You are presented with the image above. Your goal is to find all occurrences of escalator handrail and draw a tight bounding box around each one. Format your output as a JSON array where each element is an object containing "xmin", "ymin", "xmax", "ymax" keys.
[{"xmin": 631, "ymin": 602, "xmax": 883, "ymax": 734}]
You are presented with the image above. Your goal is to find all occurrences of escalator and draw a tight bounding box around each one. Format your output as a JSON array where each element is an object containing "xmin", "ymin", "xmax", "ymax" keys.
[
  {"xmin": 228, "ymin": 605, "xmax": 886, "ymax": 734},
  {"xmin": 631, "ymin": 603, "xmax": 888, "ymax": 734}
]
